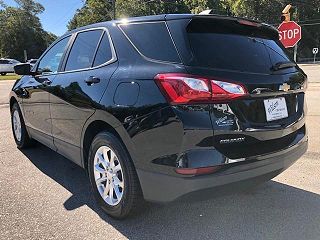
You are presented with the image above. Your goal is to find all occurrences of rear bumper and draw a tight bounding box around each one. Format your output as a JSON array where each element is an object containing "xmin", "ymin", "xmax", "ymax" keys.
[{"xmin": 137, "ymin": 136, "xmax": 307, "ymax": 203}]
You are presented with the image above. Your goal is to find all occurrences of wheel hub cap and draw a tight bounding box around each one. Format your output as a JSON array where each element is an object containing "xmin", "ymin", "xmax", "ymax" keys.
[
  {"xmin": 12, "ymin": 110, "xmax": 22, "ymax": 142},
  {"xmin": 93, "ymin": 146, "xmax": 124, "ymax": 206}
]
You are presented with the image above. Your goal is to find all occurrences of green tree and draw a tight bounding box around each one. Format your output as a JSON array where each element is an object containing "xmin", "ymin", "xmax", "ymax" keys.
[
  {"xmin": 67, "ymin": 0, "xmax": 320, "ymax": 61},
  {"xmin": 0, "ymin": 0, "xmax": 56, "ymax": 61},
  {"xmin": 227, "ymin": 0, "xmax": 320, "ymax": 61},
  {"xmin": 14, "ymin": 0, "xmax": 44, "ymax": 14},
  {"xmin": 68, "ymin": 0, "xmax": 113, "ymax": 30}
]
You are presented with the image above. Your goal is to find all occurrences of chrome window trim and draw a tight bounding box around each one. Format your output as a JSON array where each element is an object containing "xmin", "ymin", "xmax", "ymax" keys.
[
  {"xmin": 39, "ymin": 27, "xmax": 117, "ymax": 77},
  {"xmin": 61, "ymin": 27, "xmax": 117, "ymax": 74},
  {"xmin": 118, "ymin": 21, "xmax": 183, "ymax": 65},
  {"xmin": 36, "ymin": 34, "xmax": 73, "ymax": 77}
]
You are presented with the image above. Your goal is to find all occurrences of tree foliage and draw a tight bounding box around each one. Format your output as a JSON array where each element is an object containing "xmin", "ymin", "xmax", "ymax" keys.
[
  {"xmin": 0, "ymin": 0, "xmax": 56, "ymax": 61},
  {"xmin": 59, "ymin": 0, "xmax": 320, "ymax": 61},
  {"xmin": 68, "ymin": 0, "xmax": 114, "ymax": 30},
  {"xmin": 68, "ymin": 0, "xmax": 228, "ymax": 29}
]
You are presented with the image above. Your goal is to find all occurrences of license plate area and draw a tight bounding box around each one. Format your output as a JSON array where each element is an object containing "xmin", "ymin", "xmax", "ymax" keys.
[{"xmin": 263, "ymin": 97, "xmax": 288, "ymax": 122}]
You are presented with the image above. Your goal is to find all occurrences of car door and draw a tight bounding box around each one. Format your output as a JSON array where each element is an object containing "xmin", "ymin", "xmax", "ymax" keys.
[
  {"xmin": 49, "ymin": 28, "xmax": 118, "ymax": 166},
  {"xmin": 20, "ymin": 36, "xmax": 71, "ymax": 149},
  {"xmin": 0, "ymin": 59, "xmax": 10, "ymax": 74}
]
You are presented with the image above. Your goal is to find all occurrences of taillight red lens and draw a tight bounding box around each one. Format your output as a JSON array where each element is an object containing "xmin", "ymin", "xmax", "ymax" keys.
[
  {"xmin": 175, "ymin": 166, "xmax": 221, "ymax": 175},
  {"xmin": 237, "ymin": 19, "xmax": 262, "ymax": 27},
  {"xmin": 154, "ymin": 73, "xmax": 247, "ymax": 104}
]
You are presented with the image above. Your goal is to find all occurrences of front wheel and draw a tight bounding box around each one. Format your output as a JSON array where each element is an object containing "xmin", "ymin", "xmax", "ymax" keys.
[
  {"xmin": 88, "ymin": 132, "xmax": 142, "ymax": 219},
  {"xmin": 11, "ymin": 102, "xmax": 34, "ymax": 148},
  {"xmin": 0, "ymin": 73, "xmax": 6, "ymax": 76}
]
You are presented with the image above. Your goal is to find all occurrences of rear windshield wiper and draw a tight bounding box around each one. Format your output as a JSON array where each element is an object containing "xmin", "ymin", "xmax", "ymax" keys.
[{"xmin": 271, "ymin": 61, "xmax": 297, "ymax": 71}]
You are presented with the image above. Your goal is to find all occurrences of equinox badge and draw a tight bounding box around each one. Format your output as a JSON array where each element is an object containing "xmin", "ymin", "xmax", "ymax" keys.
[{"xmin": 220, "ymin": 137, "xmax": 245, "ymax": 144}]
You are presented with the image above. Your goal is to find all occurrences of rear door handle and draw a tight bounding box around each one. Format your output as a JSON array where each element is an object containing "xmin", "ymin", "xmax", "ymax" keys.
[{"xmin": 85, "ymin": 76, "xmax": 100, "ymax": 85}]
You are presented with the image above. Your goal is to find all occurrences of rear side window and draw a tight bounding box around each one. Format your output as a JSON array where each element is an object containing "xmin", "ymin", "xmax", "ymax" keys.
[
  {"xmin": 120, "ymin": 22, "xmax": 180, "ymax": 63},
  {"xmin": 93, "ymin": 33, "xmax": 113, "ymax": 67},
  {"xmin": 65, "ymin": 30, "xmax": 103, "ymax": 71}
]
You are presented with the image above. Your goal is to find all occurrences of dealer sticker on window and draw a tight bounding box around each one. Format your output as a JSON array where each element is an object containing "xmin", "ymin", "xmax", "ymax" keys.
[{"xmin": 264, "ymin": 97, "xmax": 288, "ymax": 122}]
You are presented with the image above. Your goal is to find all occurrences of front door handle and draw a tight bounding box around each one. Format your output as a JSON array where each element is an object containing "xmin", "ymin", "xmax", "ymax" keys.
[
  {"xmin": 42, "ymin": 79, "xmax": 52, "ymax": 86},
  {"xmin": 85, "ymin": 76, "xmax": 100, "ymax": 85}
]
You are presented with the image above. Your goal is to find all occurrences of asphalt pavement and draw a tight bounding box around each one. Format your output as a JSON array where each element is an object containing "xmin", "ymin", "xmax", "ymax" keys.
[{"xmin": 0, "ymin": 65, "xmax": 319, "ymax": 240}]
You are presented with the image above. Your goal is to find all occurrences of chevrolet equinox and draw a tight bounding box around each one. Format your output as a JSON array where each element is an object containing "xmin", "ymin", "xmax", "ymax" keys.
[{"xmin": 10, "ymin": 14, "xmax": 308, "ymax": 219}]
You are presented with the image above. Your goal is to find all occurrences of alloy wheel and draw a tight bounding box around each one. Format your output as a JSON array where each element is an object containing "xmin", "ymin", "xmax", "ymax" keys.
[
  {"xmin": 12, "ymin": 110, "xmax": 22, "ymax": 142},
  {"xmin": 93, "ymin": 146, "xmax": 124, "ymax": 206}
]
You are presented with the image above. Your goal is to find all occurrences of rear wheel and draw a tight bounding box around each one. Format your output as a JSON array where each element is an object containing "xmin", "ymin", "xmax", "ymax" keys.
[
  {"xmin": 88, "ymin": 131, "xmax": 142, "ymax": 219},
  {"xmin": 0, "ymin": 73, "xmax": 6, "ymax": 76},
  {"xmin": 11, "ymin": 102, "xmax": 34, "ymax": 148}
]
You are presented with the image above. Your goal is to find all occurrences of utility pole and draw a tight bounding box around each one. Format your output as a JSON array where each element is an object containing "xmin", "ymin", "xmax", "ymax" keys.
[
  {"xmin": 112, "ymin": 0, "xmax": 116, "ymax": 20},
  {"xmin": 294, "ymin": 6, "xmax": 299, "ymax": 62},
  {"xmin": 108, "ymin": 0, "xmax": 116, "ymax": 20},
  {"xmin": 24, "ymin": 50, "xmax": 28, "ymax": 63}
]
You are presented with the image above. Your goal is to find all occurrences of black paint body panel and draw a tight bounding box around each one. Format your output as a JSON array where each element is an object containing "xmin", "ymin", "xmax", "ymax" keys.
[{"xmin": 9, "ymin": 14, "xmax": 308, "ymax": 203}]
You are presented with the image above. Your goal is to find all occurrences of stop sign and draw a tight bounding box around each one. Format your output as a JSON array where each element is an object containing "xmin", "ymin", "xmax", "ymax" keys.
[{"xmin": 278, "ymin": 21, "xmax": 301, "ymax": 48}]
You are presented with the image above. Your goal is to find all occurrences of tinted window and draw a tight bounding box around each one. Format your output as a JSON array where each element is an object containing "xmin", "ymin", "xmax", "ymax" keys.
[
  {"xmin": 263, "ymin": 39, "xmax": 291, "ymax": 65},
  {"xmin": 93, "ymin": 33, "xmax": 113, "ymax": 67},
  {"xmin": 0, "ymin": 60, "xmax": 10, "ymax": 64},
  {"xmin": 186, "ymin": 19, "xmax": 293, "ymax": 73},
  {"xmin": 188, "ymin": 33, "xmax": 271, "ymax": 73},
  {"xmin": 38, "ymin": 37, "xmax": 70, "ymax": 74},
  {"xmin": 120, "ymin": 22, "xmax": 180, "ymax": 63},
  {"xmin": 65, "ymin": 30, "xmax": 103, "ymax": 71}
]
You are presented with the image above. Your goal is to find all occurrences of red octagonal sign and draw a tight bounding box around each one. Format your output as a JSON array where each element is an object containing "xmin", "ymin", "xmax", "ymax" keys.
[{"xmin": 278, "ymin": 21, "xmax": 301, "ymax": 48}]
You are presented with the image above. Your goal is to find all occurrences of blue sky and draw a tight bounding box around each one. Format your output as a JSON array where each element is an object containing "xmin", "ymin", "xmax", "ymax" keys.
[{"xmin": 3, "ymin": 0, "xmax": 84, "ymax": 36}]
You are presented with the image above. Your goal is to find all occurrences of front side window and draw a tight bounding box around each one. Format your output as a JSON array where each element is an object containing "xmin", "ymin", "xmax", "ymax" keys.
[
  {"xmin": 38, "ymin": 36, "xmax": 70, "ymax": 74},
  {"xmin": 65, "ymin": 30, "xmax": 103, "ymax": 71}
]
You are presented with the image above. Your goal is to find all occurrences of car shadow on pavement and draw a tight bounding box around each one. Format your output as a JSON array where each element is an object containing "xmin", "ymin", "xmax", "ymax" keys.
[{"xmin": 21, "ymin": 143, "xmax": 320, "ymax": 240}]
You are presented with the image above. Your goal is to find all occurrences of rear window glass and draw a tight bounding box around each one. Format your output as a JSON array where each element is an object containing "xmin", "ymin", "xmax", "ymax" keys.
[
  {"xmin": 186, "ymin": 19, "xmax": 292, "ymax": 73},
  {"xmin": 263, "ymin": 39, "xmax": 291, "ymax": 65},
  {"xmin": 120, "ymin": 22, "xmax": 180, "ymax": 63},
  {"xmin": 188, "ymin": 33, "xmax": 271, "ymax": 73}
]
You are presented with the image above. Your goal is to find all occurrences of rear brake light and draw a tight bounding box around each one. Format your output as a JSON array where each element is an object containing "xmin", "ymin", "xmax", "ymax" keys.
[
  {"xmin": 237, "ymin": 19, "xmax": 262, "ymax": 27},
  {"xmin": 154, "ymin": 73, "xmax": 247, "ymax": 104}
]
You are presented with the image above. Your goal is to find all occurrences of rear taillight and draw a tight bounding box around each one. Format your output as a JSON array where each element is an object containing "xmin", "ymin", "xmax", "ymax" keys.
[{"xmin": 154, "ymin": 73, "xmax": 247, "ymax": 104}]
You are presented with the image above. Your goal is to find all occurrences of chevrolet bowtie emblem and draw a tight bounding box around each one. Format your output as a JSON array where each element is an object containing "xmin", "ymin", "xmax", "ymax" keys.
[{"xmin": 279, "ymin": 83, "xmax": 290, "ymax": 92}]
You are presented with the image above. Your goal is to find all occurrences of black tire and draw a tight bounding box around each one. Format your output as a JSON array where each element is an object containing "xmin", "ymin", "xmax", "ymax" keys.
[
  {"xmin": 11, "ymin": 102, "xmax": 35, "ymax": 148},
  {"xmin": 0, "ymin": 73, "xmax": 6, "ymax": 76},
  {"xmin": 88, "ymin": 131, "xmax": 143, "ymax": 219}
]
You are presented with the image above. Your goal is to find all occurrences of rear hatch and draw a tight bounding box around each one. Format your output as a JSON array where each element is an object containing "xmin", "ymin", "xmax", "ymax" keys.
[{"xmin": 167, "ymin": 15, "xmax": 307, "ymax": 159}]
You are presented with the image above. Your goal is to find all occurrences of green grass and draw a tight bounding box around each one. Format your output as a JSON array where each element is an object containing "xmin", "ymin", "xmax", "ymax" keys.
[{"xmin": 0, "ymin": 74, "xmax": 21, "ymax": 81}]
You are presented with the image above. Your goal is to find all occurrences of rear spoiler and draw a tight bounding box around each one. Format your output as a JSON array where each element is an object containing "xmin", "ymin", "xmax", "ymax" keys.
[{"xmin": 189, "ymin": 14, "xmax": 279, "ymax": 40}]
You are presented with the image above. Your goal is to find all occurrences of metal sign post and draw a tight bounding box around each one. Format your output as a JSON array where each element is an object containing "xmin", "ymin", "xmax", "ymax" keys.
[{"xmin": 313, "ymin": 48, "xmax": 318, "ymax": 63}]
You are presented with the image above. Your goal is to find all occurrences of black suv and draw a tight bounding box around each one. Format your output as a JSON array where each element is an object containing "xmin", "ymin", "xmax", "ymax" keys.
[{"xmin": 10, "ymin": 14, "xmax": 308, "ymax": 219}]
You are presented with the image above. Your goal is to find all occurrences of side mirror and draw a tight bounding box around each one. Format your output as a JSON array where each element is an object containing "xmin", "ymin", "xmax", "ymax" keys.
[{"xmin": 14, "ymin": 63, "xmax": 32, "ymax": 75}]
